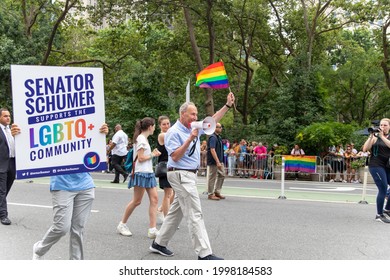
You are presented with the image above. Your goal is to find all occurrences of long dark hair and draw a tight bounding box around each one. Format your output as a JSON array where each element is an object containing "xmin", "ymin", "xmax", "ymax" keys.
[{"xmin": 133, "ymin": 117, "xmax": 155, "ymax": 143}]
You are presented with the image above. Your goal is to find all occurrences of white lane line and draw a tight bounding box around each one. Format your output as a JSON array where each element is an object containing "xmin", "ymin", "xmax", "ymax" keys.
[
  {"xmin": 8, "ymin": 202, "xmax": 99, "ymax": 213},
  {"xmin": 290, "ymin": 187, "xmax": 357, "ymax": 192}
]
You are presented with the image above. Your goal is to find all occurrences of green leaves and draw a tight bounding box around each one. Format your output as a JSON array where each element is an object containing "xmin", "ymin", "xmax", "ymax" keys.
[
  {"xmin": 0, "ymin": 0, "xmax": 389, "ymax": 151},
  {"xmin": 298, "ymin": 122, "xmax": 355, "ymax": 155}
]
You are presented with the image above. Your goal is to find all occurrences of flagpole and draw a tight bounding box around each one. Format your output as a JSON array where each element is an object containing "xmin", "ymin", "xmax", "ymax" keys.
[
  {"xmin": 223, "ymin": 59, "xmax": 237, "ymax": 112},
  {"xmin": 186, "ymin": 78, "xmax": 190, "ymax": 102}
]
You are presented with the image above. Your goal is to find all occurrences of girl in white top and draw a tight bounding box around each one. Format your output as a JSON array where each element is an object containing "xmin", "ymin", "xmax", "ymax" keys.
[
  {"xmin": 291, "ymin": 144, "xmax": 305, "ymax": 156},
  {"xmin": 117, "ymin": 117, "xmax": 161, "ymax": 239}
]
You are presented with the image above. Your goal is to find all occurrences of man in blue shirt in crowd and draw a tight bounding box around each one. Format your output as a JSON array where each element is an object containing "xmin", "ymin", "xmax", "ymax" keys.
[{"xmin": 207, "ymin": 122, "xmax": 226, "ymax": 200}]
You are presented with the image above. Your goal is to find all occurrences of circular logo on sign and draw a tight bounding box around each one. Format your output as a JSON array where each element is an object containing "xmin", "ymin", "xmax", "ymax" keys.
[{"xmin": 83, "ymin": 152, "xmax": 100, "ymax": 170}]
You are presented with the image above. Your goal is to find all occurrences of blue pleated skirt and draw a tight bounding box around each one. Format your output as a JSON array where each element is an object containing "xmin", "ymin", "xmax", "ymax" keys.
[{"xmin": 128, "ymin": 172, "xmax": 157, "ymax": 189}]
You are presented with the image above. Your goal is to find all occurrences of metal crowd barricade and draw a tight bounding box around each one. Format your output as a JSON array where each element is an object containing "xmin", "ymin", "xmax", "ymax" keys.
[
  {"xmin": 222, "ymin": 152, "xmax": 273, "ymax": 179},
  {"xmin": 219, "ymin": 153, "xmax": 323, "ymax": 180},
  {"xmin": 209, "ymin": 151, "xmax": 372, "ymax": 205},
  {"xmin": 270, "ymin": 155, "xmax": 322, "ymax": 181},
  {"xmin": 321, "ymin": 154, "xmax": 368, "ymax": 183},
  {"xmin": 203, "ymin": 152, "xmax": 369, "ymax": 182}
]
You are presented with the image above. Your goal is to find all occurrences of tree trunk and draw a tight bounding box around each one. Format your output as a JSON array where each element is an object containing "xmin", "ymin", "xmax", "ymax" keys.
[
  {"xmin": 301, "ymin": 0, "xmax": 332, "ymax": 70},
  {"xmin": 182, "ymin": 2, "xmax": 215, "ymax": 116},
  {"xmin": 205, "ymin": 0, "xmax": 215, "ymax": 116},
  {"xmin": 41, "ymin": 0, "xmax": 78, "ymax": 65},
  {"xmin": 183, "ymin": 6, "xmax": 203, "ymax": 70},
  {"xmin": 381, "ymin": 19, "xmax": 390, "ymax": 90},
  {"xmin": 21, "ymin": 0, "xmax": 46, "ymax": 38}
]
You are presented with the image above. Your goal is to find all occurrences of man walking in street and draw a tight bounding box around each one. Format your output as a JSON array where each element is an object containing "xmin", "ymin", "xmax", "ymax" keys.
[
  {"xmin": 207, "ymin": 123, "xmax": 226, "ymax": 200},
  {"xmin": 149, "ymin": 91, "xmax": 235, "ymax": 260},
  {"xmin": 107, "ymin": 124, "xmax": 129, "ymax": 183}
]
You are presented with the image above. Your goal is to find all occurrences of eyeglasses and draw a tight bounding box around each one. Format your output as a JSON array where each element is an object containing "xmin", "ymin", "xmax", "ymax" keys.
[{"xmin": 216, "ymin": 126, "xmax": 222, "ymax": 128}]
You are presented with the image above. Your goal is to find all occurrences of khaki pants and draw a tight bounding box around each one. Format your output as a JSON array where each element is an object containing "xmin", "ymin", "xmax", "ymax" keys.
[
  {"xmin": 207, "ymin": 165, "xmax": 225, "ymax": 195},
  {"xmin": 156, "ymin": 170, "xmax": 212, "ymax": 258}
]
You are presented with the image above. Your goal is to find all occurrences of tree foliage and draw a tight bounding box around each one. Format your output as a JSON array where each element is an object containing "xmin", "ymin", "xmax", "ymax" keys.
[
  {"xmin": 297, "ymin": 122, "xmax": 355, "ymax": 155},
  {"xmin": 0, "ymin": 0, "xmax": 389, "ymax": 152}
]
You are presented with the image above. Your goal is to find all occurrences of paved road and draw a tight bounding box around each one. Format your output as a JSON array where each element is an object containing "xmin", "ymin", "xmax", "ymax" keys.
[{"xmin": 1, "ymin": 173, "xmax": 388, "ymax": 260}]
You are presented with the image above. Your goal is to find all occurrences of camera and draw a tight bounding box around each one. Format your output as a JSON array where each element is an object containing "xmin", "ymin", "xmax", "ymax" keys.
[
  {"xmin": 367, "ymin": 120, "xmax": 380, "ymax": 134},
  {"xmin": 368, "ymin": 127, "xmax": 381, "ymax": 134}
]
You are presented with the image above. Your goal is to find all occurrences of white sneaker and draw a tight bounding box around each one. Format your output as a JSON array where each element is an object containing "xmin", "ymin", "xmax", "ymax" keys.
[
  {"xmin": 117, "ymin": 222, "xmax": 132, "ymax": 236},
  {"xmin": 148, "ymin": 227, "xmax": 159, "ymax": 239},
  {"xmin": 32, "ymin": 242, "xmax": 44, "ymax": 260},
  {"xmin": 342, "ymin": 180, "xmax": 347, "ymax": 183},
  {"xmin": 156, "ymin": 211, "xmax": 165, "ymax": 224},
  {"xmin": 329, "ymin": 179, "xmax": 334, "ymax": 182}
]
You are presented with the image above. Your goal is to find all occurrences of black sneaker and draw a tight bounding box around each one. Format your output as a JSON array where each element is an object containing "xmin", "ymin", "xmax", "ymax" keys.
[
  {"xmin": 375, "ymin": 214, "xmax": 390, "ymax": 223},
  {"xmin": 383, "ymin": 210, "xmax": 390, "ymax": 218},
  {"xmin": 149, "ymin": 241, "xmax": 174, "ymax": 257},
  {"xmin": 198, "ymin": 254, "xmax": 224, "ymax": 260}
]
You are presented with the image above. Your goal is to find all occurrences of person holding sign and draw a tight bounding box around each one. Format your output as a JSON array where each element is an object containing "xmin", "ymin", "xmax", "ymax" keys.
[
  {"xmin": 0, "ymin": 108, "xmax": 17, "ymax": 226},
  {"xmin": 11, "ymin": 123, "xmax": 109, "ymax": 260}
]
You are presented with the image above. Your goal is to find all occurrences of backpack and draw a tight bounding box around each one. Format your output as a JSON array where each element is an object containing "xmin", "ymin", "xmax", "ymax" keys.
[{"xmin": 124, "ymin": 148, "xmax": 134, "ymax": 172}]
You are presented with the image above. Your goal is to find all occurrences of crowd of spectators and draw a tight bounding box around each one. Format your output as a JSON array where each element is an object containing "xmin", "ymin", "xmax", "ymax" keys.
[
  {"xmin": 105, "ymin": 131, "xmax": 370, "ymax": 184},
  {"xmin": 199, "ymin": 138, "xmax": 278, "ymax": 179},
  {"xmin": 324, "ymin": 143, "xmax": 369, "ymax": 183},
  {"xmin": 198, "ymin": 139, "xmax": 370, "ymax": 183}
]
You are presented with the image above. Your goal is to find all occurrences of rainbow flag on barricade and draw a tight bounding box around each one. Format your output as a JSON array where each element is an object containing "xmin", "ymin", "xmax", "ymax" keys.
[{"xmin": 284, "ymin": 155, "xmax": 316, "ymax": 173}]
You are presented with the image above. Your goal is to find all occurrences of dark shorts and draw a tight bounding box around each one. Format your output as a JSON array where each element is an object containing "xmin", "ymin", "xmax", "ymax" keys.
[{"xmin": 159, "ymin": 176, "xmax": 172, "ymax": 189}]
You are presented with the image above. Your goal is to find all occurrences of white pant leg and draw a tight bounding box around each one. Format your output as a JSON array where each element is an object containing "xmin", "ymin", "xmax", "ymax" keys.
[
  {"xmin": 34, "ymin": 190, "xmax": 76, "ymax": 257},
  {"xmin": 69, "ymin": 188, "xmax": 94, "ymax": 260},
  {"xmin": 228, "ymin": 157, "xmax": 234, "ymax": 176},
  {"xmin": 155, "ymin": 193, "xmax": 183, "ymax": 247},
  {"xmin": 162, "ymin": 171, "xmax": 212, "ymax": 258}
]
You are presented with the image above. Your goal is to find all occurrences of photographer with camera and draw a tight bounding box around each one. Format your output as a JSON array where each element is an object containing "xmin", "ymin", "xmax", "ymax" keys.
[{"xmin": 363, "ymin": 118, "xmax": 390, "ymax": 223}]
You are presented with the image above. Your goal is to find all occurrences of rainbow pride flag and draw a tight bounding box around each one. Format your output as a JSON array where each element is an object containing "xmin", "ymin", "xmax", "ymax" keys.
[
  {"xmin": 284, "ymin": 155, "xmax": 316, "ymax": 173},
  {"xmin": 195, "ymin": 62, "xmax": 229, "ymax": 89}
]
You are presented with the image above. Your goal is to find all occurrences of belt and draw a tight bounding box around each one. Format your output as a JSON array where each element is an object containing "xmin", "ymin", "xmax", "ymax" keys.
[{"xmin": 168, "ymin": 167, "xmax": 198, "ymax": 174}]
